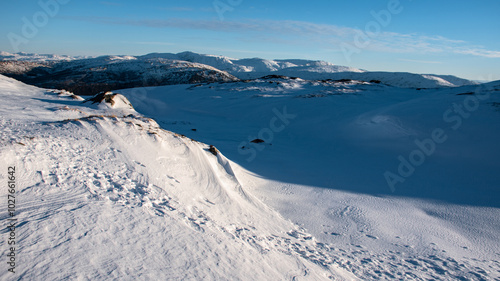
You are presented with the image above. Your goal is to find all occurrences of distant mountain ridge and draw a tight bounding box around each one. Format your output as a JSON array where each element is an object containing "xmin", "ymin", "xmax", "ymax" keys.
[
  {"xmin": 0, "ymin": 53, "xmax": 239, "ymax": 95},
  {"xmin": 0, "ymin": 51, "xmax": 88, "ymax": 62},
  {"xmin": 139, "ymin": 51, "xmax": 365, "ymax": 75},
  {"xmin": 0, "ymin": 51, "xmax": 477, "ymax": 95}
]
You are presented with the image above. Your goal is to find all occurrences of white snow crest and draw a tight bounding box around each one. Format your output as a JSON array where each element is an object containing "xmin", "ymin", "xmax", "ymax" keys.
[{"xmin": 0, "ymin": 75, "xmax": 357, "ymax": 280}]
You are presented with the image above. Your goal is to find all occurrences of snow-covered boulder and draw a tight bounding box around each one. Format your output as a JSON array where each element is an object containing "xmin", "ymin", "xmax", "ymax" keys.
[{"xmin": 85, "ymin": 91, "xmax": 134, "ymax": 110}]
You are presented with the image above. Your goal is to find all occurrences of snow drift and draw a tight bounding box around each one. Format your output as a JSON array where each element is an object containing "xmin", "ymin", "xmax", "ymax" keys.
[{"xmin": 0, "ymin": 74, "xmax": 358, "ymax": 280}]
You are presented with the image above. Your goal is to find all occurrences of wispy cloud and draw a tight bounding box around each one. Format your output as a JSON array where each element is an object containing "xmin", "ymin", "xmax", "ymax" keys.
[
  {"xmin": 158, "ymin": 7, "xmax": 195, "ymax": 12},
  {"xmin": 121, "ymin": 41, "xmax": 174, "ymax": 46},
  {"xmin": 398, "ymin": 59, "xmax": 442, "ymax": 64},
  {"xmin": 68, "ymin": 16, "xmax": 500, "ymax": 59},
  {"xmin": 454, "ymin": 48, "xmax": 500, "ymax": 58}
]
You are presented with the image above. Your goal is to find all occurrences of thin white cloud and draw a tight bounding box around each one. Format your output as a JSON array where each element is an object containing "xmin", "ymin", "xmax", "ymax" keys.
[
  {"xmin": 454, "ymin": 49, "xmax": 500, "ymax": 58},
  {"xmin": 122, "ymin": 41, "xmax": 175, "ymax": 46},
  {"xmin": 159, "ymin": 7, "xmax": 195, "ymax": 12},
  {"xmin": 398, "ymin": 59, "xmax": 442, "ymax": 64},
  {"xmin": 68, "ymin": 16, "xmax": 500, "ymax": 59}
]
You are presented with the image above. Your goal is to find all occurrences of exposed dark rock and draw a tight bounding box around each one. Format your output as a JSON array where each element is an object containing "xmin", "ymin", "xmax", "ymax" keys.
[
  {"xmin": 250, "ymin": 139, "xmax": 265, "ymax": 144},
  {"xmin": 208, "ymin": 145, "xmax": 219, "ymax": 156}
]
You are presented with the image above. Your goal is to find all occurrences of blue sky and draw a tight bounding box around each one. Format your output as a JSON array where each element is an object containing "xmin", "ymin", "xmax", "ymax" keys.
[{"xmin": 1, "ymin": 0, "xmax": 499, "ymax": 80}]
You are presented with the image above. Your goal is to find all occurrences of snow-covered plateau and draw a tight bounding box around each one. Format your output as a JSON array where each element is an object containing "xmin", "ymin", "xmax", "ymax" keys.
[{"xmin": 0, "ymin": 52, "xmax": 499, "ymax": 280}]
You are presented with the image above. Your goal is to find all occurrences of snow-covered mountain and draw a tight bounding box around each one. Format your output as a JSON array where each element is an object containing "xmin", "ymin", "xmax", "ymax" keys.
[
  {"xmin": 0, "ymin": 54, "xmax": 238, "ymax": 95},
  {"xmin": 140, "ymin": 51, "xmax": 363, "ymax": 75},
  {"xmin": 0, "ymin": 51, "xmax": 477, "ymax": 94},
  {"xmin": 123, "ymin": 51, "xmax": 478, "ymax": 88},
  {"xmin": 0, "ymin": 51, "xmax": 86, "ymax": 62},
  {"xmin": 1, "ymin": 72, "xmax": 499, "ymax": 280}
]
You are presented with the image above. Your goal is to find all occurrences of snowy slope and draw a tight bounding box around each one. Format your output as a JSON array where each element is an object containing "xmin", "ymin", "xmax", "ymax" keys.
[
  {"xmin": 0, "ymin": 61, "xmax": 497, "ymax": 279},
  {"xmin": 290, "ymin": 71, "xmax": 476, "ymax": 88},
  {"xmin": 234, "ymin": 71, "xmax": 475, "ymax": 88},
  {"xmin": 117, "ymin": 77, "xmax": 500, "ymax": 280},
  {"xmin": 0, "ymin": 75, "xmax": 361, "ymax": 280}
]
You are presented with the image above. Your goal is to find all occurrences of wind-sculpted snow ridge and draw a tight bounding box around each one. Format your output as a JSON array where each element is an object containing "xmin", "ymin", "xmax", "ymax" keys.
[{"xmin": 0, "ymin": 75, "xmax": 365, "ymax": 280}]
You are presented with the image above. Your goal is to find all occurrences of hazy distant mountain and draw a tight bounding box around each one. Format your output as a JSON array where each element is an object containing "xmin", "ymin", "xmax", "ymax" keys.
[{"xmin": 0, "ymin": 51, "xmax": 87, "ymax": 62}]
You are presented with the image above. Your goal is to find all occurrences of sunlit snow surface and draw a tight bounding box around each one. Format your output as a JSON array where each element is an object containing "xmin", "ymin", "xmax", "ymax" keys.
[{"xmin": 1, "ymin": 74, "xmax": 499, "ymax": 280}]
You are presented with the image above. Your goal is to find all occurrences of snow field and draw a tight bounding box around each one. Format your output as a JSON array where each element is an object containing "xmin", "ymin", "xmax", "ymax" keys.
[
  {"xmin": 0, "ymin": 75, "xmax": 358, "ymax": 280},
  {"xmin": 1, "ymin": 73, "xmax": 499, "ymax": 280}
]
